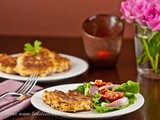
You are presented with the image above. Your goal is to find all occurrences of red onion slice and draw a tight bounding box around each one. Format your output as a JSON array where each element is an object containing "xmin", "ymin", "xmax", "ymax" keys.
[
  {"xmin": 101, "ymin": 97, "xmax": 129, "ymax": 107},
  {"xmin": 89, "ymin": 85, "xmax": 99, "ymax": 97}
]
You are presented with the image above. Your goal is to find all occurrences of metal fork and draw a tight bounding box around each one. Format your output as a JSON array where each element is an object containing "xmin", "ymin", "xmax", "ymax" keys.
[{"xmin": 0, "ymin": 75, "xmax": 38, "ymax": 99}]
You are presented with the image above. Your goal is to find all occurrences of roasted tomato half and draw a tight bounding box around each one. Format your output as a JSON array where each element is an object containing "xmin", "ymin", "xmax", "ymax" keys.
[
  {"xmin": 94, "ymin": 79, "xmax": 112, "ymax": 87},
  {"xmin": 100, "ymin": 88, "xmax": 124, "ymax": 102}
]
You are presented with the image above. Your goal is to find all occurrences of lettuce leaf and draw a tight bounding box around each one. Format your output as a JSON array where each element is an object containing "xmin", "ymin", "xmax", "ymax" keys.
[
  {"xmin": 94, "ymin": 106, "xmax": 120, "ymax": 113},
  {"xmin": 75, "ymin": 85, "xmax": 84, "ymax": 93},
  {"xmin": 75, "ymin": 82, "xmax": 91, "ymax": 96}
]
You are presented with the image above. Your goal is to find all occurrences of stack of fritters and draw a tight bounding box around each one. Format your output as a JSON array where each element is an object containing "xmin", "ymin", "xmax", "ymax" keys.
[
  {"xmin": 0, "ymin": 47, "xmax": 70, "ymax": 77},
  {"xmin": 43, "ymin": 90, "xmax": 93, "ymax": 112}
]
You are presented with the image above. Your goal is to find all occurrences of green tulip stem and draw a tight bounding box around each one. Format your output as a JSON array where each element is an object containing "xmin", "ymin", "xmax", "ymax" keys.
[
  {"xmin": 142, "ymin": 39, "xmax": 155, "ymax": 71},
  {"xmin": 155, "ymin": 53, "xmax": 159, "ymax": 74}
]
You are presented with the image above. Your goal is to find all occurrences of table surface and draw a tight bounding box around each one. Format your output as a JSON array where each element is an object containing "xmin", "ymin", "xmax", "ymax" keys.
[{"xmin": 0, "ymin": 36, "xmax": 160, "ymax": 120}]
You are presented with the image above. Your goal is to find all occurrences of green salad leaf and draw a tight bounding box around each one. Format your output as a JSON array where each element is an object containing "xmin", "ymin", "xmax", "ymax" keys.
[
  {"xmin": 75, "ymin": 82, "xmax": 91, "ymax": 96},
  {"xmin": 24, "ymin": 40, "xmax": 42, "ymax": 56},
  {"xmin": 84, "ymin": 82, "xmax": 91, "ymax": 96},
  {"xmin": 75, "ymin": 85, "xmax": 84, "ymax": 93},
  {"xmin": 94, "ymin": 105, "xmax": 126, "ymax": 113},
  {"xmin": 92, "ymin": 93, "xmax": 101, "ymax": 106}
]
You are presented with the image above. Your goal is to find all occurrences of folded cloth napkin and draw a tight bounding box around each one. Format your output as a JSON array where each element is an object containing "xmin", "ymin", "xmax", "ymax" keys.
[{"xmin": 0, "ymin": 80, "xmax": 42, "ymax": 120}]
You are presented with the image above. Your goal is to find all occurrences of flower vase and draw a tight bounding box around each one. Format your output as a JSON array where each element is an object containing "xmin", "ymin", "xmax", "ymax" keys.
[{"xmin": 134, "ymin": 23, "xmax": 160, "ymax": 79}]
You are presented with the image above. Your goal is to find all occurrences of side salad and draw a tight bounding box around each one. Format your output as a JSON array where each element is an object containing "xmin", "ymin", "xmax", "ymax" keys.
[{"xmin": 75, "ymin": 80, "xmax": 139, "ymax": 113}]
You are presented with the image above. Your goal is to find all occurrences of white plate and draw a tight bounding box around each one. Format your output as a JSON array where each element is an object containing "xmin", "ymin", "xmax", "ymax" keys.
[
  {"xmin": 31, "ymin": 83, "xmax": 145, "ymax": 119},
  {"xmin": 0, "ymin": 54, "xmax": 88, "ymax": 82}
]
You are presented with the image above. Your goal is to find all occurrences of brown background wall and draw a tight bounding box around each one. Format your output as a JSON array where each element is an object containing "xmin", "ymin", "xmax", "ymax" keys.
[{"xmin": 0, "ymin": 0, "xmax": 133, "ymax": 39}]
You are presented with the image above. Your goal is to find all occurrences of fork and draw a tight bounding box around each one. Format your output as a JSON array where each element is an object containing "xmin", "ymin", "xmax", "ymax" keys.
[{"xmin": 0, "ymin": 75, "xmax": 38, "ymax": 99}]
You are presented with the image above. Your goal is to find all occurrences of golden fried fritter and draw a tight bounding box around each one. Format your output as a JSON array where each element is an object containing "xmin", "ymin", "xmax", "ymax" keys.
[
  {"xmin": 43, "ymin": 90, "xmax": 93, "ymax": 112},
  {"xmin": 54, "ymin": 56, "xmax": 70, "ymax": 73},
  {"xmin": 15, "ymin": 47, "xmax": 70, "ymax": 77},
  {"xmin": 15, "ymin": 47, "xmax": 58, "ymax": 76},
  {"xmin": 0, "ymin": 54, "xmax": 17, "ymax": 74}
]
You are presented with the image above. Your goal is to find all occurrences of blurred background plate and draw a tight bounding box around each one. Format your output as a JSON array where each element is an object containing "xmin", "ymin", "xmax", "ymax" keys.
[{"xmin": 0, "ymin": 54, "xmax": 88, "ymax": 82}]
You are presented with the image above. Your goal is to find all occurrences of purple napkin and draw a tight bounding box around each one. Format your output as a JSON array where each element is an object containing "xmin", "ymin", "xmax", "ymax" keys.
[{"xmin": 0, "ymin": 80, "xmax": 42, "ymax": 119}]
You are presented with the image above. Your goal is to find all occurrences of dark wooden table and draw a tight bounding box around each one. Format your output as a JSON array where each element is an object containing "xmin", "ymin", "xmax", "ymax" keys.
[{"xmin": 0, "ymin": 36, "xmax": 160, "ymax": 120}]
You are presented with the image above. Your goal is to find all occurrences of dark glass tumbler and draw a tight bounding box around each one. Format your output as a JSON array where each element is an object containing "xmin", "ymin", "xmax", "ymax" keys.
[{"xmin": 82, "ymin": 14, "xmax": 124, "ymax": 69}]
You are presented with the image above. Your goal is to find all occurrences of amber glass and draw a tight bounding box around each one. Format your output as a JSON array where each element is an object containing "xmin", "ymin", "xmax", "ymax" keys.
[{"xmin": 82, "ymin": 14, "xmax": 124, "ymax": 69}]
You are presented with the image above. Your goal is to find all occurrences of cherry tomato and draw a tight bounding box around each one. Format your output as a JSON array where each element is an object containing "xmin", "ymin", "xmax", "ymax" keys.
[
  {"xmin": 94, "ymin": 80, "xmax": 112, "ymax": 87},
  {"xmin": 100, "ymin": 89, "xmax": 124, "ymax": 102}
]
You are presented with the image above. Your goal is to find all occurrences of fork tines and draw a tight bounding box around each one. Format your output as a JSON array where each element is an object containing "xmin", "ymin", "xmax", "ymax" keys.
[{"xmin": 16, "ymin": 75, "xmax": 38, "ymax": 94}]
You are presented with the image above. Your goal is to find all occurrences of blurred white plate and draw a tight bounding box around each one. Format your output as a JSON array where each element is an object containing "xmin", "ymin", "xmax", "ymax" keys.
[
  {"xmin": 31, "ymin": 83, "xmax": 144, "ymax": 119},
  {"xmin": 0, "ymin": 54, "xmax": 88, "ymax": 82}
]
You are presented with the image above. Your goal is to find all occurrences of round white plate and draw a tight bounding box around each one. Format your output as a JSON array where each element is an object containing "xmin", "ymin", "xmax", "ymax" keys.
[
  {"xmin": 0, "ymin": 54, "xmax": 88, "ymax": 82},
  {"xmin": 31, "ymin": 83, "xmax": 144, "ymax": 119}
]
